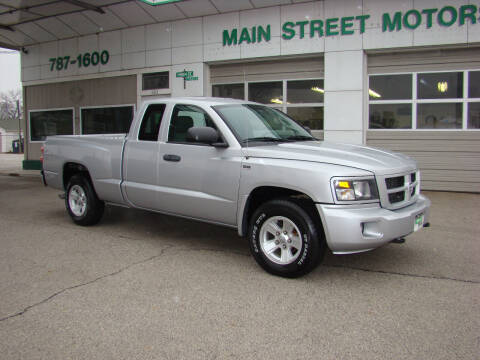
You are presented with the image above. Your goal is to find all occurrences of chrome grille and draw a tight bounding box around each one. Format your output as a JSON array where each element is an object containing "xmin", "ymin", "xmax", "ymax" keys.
[
  {"xmin": 388, "ymin": 191, "xmax": 405, "ymax": 203},
  {"xmin": 377, "ymin": 170, "xmax": 420, "ymax": 210},
  {"xmin": 385, "ymin": 176, "xmax": 404, "ymax": 189}
]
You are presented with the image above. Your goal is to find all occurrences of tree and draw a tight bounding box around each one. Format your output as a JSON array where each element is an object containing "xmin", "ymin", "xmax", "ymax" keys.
[
  {"xmin": 0, "ymin": 89, "xmax": 22, "ymax": 123},
  {"xmin": 0, "ymin": 89, "xmax": 23, "ymax": 152}
]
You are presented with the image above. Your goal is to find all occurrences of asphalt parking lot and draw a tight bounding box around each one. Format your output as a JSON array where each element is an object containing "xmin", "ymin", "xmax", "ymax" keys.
[{"xmin": 0, "ymin": 171, "xmax": 479, "ymax": 359}]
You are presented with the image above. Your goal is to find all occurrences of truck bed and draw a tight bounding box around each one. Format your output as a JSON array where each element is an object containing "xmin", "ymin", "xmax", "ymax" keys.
[{"xmin": 43, "ymin": 134, "xmax": 127, "ymax": 204}]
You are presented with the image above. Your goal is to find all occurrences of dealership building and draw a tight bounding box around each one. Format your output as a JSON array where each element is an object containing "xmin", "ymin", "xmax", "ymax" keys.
[{"xmin": 0, "ymin": 0, "xmax": 479, "ymax": 192}]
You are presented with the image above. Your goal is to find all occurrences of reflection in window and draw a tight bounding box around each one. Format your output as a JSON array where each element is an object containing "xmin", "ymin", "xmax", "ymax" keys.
[
  {"xmin": 142, "ymin": 71, "xmax": 169, "ymax": 90},
  {"xmin": 468, "ymin": 71, "xmax": 480, "ymax": 98},
  {"xmin": 369, "ymin": 104, "xmax": 412, "ymax": 129},
  {"xmin": 417, "ymin": 72, "xmax": 462, "ymax": 99},
  {"xmin": 369, "ymin": 74, "xmax": 412, "ymax": 100},
  {"xmin": 81, "ymin": 106, "xmax": 134, "ymax": 134},
  {"xmin": 417, "ymin": 103, "xmax": 462, "ymax": 129},
  {"xmin": 212, "ymin": 83, "xmax": 244, "ymax": 100},
  {"xmin": 30, "ymin": 109, "xmax": 73, "ymax": 141},
  {"xmin": 287, "ymin": 107, "xmax": 323, "ymax": 130},
  {"xmin": 248, "ymin": 81, "xmax": 283, "ymax": 104},
  {"xmin": 287, "ymin": 80, "xmax": 324, "ymax": 103},
  {"xmin": 468, "ymin": 102, "xmax": 480, "ymax": 129}
]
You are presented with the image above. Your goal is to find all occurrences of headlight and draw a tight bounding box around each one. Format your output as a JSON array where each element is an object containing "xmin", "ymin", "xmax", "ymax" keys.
[{"xmin": 333, "ymin": 178, "xmax": 379, "ymax": 202}]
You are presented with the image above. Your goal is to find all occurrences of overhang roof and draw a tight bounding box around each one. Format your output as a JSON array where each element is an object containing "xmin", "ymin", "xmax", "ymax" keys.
[{"xmin": 0, "ymin": 0, "xmax": 303, "ymax": 51}]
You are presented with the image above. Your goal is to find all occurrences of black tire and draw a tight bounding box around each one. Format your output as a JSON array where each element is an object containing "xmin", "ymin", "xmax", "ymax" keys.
[
  {"xmin": 248, "ymin": 199, "xmax": 325, "ymax": 278},
  {"xmin": 65, "ymin": 174, "xmax": 104, "ymax": 226}
]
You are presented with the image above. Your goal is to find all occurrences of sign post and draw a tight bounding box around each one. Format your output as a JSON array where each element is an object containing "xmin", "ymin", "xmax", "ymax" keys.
[{"xmin": 176, "ymin": 69, "xmax": 199, "ymax": 89}]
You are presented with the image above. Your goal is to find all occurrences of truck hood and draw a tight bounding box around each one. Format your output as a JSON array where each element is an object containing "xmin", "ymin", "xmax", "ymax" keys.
[{"xmin": 242, "ymin": 141, "xmax": 417, "ymax": 176}]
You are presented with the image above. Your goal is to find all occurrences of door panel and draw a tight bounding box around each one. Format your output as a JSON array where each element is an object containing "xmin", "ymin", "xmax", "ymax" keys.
[
  {"xmin": 158, "ymin": 143, "xmax": 242, "ymax": 225},
  {"xmin": 122, "ymin": 104, "xmax": 166, "ymax": 210},
  {"xmin": 156, "ymin": 104, "xmax": 242, "ymax": 225},
  {"xmin": 123, "ymin": 141, "xmax": 160, "ymax": 209}
]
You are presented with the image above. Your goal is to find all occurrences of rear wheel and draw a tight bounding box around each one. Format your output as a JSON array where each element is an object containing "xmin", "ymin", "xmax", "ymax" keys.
[
  {"xmin": 248, "ymin": 199, "xmax": 325, "ymax": 278},
  {"xmin": 66, "ymin": 174, "xmax": 104, "ymax": 226}
]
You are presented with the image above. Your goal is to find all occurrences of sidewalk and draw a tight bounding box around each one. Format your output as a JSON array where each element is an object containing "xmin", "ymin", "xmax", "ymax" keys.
[{"xmin": 0, "ymin": 153, "xmax": 41, "ymax": 177}]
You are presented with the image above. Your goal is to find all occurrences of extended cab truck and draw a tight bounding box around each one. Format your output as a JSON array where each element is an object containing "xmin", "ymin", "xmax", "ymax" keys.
[{"xmin": 42, "ymin": 97, "xmax": 431, "ymax": 278}]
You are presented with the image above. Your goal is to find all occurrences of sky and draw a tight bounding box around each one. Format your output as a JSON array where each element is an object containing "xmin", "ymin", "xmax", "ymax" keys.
[{"xmin": 0, "ymin": 49, "xmax": 21, "ymax": 94}]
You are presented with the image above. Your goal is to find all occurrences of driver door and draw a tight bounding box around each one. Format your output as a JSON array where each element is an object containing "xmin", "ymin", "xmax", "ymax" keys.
[{"xmin": 156, "ymin": 104, "xmax": 242, "ymax": 226}]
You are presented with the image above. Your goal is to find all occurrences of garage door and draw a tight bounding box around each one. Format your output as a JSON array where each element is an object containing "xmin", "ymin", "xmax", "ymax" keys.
[
  {"xmin": 367, "ymin": 48, "xmax": 480, "ymax": 192},
  {"xmin": 210, "ymin": 57, "xmax": 325, "ymax": 139}
]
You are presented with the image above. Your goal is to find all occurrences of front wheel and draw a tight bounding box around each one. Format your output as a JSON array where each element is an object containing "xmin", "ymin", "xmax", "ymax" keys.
[
  {"xmin": 248, "ymin": 199, "xmax": 325, "ymax": 278},
  {"xmin": 66, "ymin": 174, "xmax": 104, "ymax": 226}
]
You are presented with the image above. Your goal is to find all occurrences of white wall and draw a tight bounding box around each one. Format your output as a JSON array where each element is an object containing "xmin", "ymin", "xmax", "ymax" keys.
[{"xmin": 20, "ymin": 0, "xmax": 477, "ymax": 144}]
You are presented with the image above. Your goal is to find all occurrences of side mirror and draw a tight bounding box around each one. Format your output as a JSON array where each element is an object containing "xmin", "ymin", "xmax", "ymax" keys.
[{"xmin": 186, "ymin": 127, "xmax": 228, "ymax": 148}]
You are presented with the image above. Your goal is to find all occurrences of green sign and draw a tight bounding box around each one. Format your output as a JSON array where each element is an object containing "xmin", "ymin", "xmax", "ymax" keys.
[
  {"xmin": 176, "ymin": 70, "xmax": 194, "ymax": 78},
  {"xmin": 176, "ymin": 70, "xmax": 198, "ymax": 81},
  {"xmin": 49, "ymin": 50, "xmax": 109, "ymax": 71},
  {"xmin": 222, "ymin": 4, "xmax": 478, "ymax": 46}
]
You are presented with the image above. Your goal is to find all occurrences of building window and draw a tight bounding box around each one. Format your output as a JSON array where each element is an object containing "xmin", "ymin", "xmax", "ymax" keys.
[
  {"xmin": 286, "ymin": 107, "xmax": 323, "ymax": 130},
  {"xmin": 142, "ymin": 71, "xmax": 169, "ymax": 90},
  {"xmin": 213, "ymin": 78, "xmax": 324, "ymax": 130},
  {"xmin": 81, "ymin": 105, "xmax": 134, "ymax": 134},
  {"xmin": 212, "ymin": 83, "xmax": 244, "ymax": 100},
  {"xmin": 369, "ymin": 70, "xmax": 480, "ymax": 130},
  {"xmin": 248, "ymin": 81, "xmax": 283, "ymax": 104},
  {"xmin": 369, "ymin": 74, "xmax": 412, "ymax": 100},
  {"xmin": 417, "ymin": 103, "xmax": 462, "ymax": 129},
  {"xmin": 369, "ymin": 103, "xmax": 412, "ymax": 129},
  {"xmin": 417, "ymin": 72, "xmax": 462, "ymax": 99},
  {"xmin": 30, "ymin": 109, "xmax": 74, "ymax": 142},
  {"xmin": 468, "ymin": 71, "xmax": 480, "ymax": 129},
  {"xmin": 287, "ymin": 79, "xmax": 324, "ymax": 103}
]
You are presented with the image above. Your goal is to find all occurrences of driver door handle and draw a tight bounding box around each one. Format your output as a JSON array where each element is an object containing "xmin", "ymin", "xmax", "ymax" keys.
[{"xmin": 163, "ymin": 154, "xmax": 181, "ymax": 162}]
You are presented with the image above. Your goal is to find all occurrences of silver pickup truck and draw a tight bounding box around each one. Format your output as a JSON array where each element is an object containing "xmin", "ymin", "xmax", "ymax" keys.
[{"xmin": 42, "ymin": 97, "xmax": 430, "ymax": 277}]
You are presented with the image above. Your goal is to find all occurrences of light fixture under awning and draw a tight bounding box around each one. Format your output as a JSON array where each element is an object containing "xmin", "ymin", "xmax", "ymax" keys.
[
  {"xmin": 368, "ymin": 89, "xmax": 382, "ymax": 98},
  {"xmin": 311, "ymin": 87, "xmax": 324, "ymax": 93}
]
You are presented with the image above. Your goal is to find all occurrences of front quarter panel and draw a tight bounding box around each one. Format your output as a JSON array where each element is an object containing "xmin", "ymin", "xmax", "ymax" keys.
[{"xmin": 237, "ymin": 157, "xmax": 373, "ymax": 235}]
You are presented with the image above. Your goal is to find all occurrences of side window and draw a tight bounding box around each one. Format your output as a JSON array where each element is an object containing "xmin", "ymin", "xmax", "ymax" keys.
[
  {"xmin": 168, "ymin": 104, "xmax": 219, "ymax": 143},
  {"xmin": 138, "ymin": 104, "xmax": 166, "ymax": 141}
]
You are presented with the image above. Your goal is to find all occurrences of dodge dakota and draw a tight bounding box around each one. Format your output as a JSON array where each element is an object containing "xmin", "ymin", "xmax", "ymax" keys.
[{"xmin": 42, "ymin": 97, "xmax": 431, "ymax": 277}]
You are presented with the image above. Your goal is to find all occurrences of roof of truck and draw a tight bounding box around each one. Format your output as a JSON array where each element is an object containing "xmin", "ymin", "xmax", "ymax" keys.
[{"xmin": 141, "ymin": 97, "xmax": 256, "ymax": 107}]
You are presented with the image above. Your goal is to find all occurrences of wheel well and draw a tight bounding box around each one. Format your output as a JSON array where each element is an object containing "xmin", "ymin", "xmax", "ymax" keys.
[
  {"xmin": 241, "ymin": 186, "xmax": 323, "ymax": 237},
  {"xmin": 63, "ymin": 162, "xmax": 92, "ymax": 190}
]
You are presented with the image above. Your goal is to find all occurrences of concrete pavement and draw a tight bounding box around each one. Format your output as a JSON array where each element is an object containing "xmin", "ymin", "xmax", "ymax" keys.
[{"xmin": 0, "ymin": 174, "xmax": 478, "ymax": 359}]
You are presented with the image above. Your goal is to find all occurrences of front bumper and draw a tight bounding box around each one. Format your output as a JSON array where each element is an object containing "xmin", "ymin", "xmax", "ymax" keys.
[{"xmin": 316, "ymin": 194, "xmax": 431, "ymax": 254}]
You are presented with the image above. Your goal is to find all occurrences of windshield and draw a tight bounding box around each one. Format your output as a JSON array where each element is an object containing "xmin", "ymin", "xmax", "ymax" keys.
[{"xmin": 212, "ymin": 104, "xmax": 316, "ymax": 145}]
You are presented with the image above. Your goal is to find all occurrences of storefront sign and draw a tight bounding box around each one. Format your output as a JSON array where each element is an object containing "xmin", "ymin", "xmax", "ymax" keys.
[
  {"xmin": 49, "ymin": 50, "xmax": 110, "ymax": 71},
  {"xmin": 223, "ymin": 4, "xmax": 478, "ymax": 46}
]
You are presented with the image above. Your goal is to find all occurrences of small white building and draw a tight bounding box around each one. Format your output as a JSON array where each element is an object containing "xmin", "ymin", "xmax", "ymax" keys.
[
  {"xmin": 0, "ymin": 0, "xmax": 478, "ymax": 190},
  {"xmin": 0, "ymin": 125, "xmax": 22, "ymax": 153}
]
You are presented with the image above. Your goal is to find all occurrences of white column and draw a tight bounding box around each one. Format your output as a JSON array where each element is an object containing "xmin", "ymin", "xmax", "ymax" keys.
[{"xmin": 324, "ymin": 50, "xmax": 366, "ymax": 144}]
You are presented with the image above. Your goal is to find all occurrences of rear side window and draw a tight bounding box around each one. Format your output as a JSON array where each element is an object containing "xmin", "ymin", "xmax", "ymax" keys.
[
  {"xmin": 138, "ymin": 104, "xmax": 166, "ymax": 141},
  {"xmin": 168, "ymin": 104, "xmax": 218, "ymax": 143}
]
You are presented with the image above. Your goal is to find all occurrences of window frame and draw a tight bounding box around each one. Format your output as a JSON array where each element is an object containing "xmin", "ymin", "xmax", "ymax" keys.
[
  {"xmin": 212, "ymin": 77, "xmax": 325, "ymax": 130},
  {"xmin": 137, "ymin": 103, "xmax": 167, "ymax": 142},
  {"xmin": 79, "ymin": 104, "xmax": 136, "ymax": 135},
  {"xmin": 28, "ymin": 107, "xmax": 75, "ymax": 143},
  {"xmin": 166, "ymin": 104, "xmax": 226, "ymax": 146},
  {"xmin": 139, "ymin": 68, "xmax": 171, "ymax": 97},
  {"xmin": 369, "ymin": 70, "xmax": 480, "ymax": 131}
]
